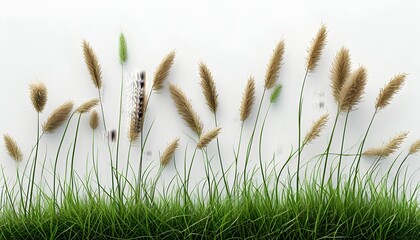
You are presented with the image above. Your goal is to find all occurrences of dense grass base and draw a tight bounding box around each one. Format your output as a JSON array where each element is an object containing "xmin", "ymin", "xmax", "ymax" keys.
[{"xmin": 1, "ymin": 180, "xmax": 419, "ymax": 240}]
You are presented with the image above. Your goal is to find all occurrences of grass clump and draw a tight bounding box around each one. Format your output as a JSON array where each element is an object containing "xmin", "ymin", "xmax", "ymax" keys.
[{"xmin": 1, "ymin": 26, "xmax": 420, "ymax": 239}]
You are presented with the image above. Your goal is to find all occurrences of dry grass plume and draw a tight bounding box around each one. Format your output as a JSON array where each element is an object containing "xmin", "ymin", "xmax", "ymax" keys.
[
  {"xmin": 306, "ymin": 25, "xmax": 327, "ymax": 72},
  {"xmin": 82, "ymin": 40, "xmax": 102, "ymax": 89},
  {"xmin": 303, "ymin": 113, "xmax": 329, "ymax": 145},
  {"xmin": 331, "ymin": 47, "xmax": 351, "ymax": 104},
  {"xmin": 42, "ymin": 101, "xmax": 74, "ymax": 133},
  {"xmin": 240, "ymin": 77, "xmax": 256, "ymax": 122},
  {"xmin": 199, "ymin": 62, "xmax": 218, "ymax": 113},
  {"xmin": 76, "ymin": 99, "xmax": 99, "ymax": 114},
  {"xmin": 363, "ymin": 132, "xmax": 408, "ymax": 158},
  {"xmin": 338, "ymin": 66, "xmax": 367, "ymax": 112},
  {"xmin": 169, "ymin": 83, "xmax": 203, "ymax": 136},
  {"xmin": 89, "ymin": 110, "xmax": 99, "ymax": 130},
  {"xmin": 29, "ymin": 81, "xmax": 48, "ymax": 113},
  {"xmin": 375, "ymin": 73, "xmax": 406, "ymax": 110},
  {"xmin": 409, "ymin": 139, "xmax": 420, "ymax": 155},
  {"xmin": 153, "ymin": 51, "xmax": 176, "ymax": 91},
  {"xmin": 265, "ymin": 40, "xmax": 285, "ymax": 90},
  {"xmin": 197, "ymin": 127, "xmax": 221, "ymax": 149},
  {"xmin": 160, "ymin": 138, "xmax": 180, "ymax": 166},
  {"xmin": 3, "ymin": 134, "xmax": 23, "ymax": 162}
]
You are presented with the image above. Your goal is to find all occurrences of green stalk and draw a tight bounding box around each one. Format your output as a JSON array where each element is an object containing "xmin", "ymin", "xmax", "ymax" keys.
[
  {"xmin": 336, "ymin": 110, "xmax": 350, "ymax": 186},
  {"xmin": 233, "ymin": 122, "xmax": 244, "ymax": 196},
  {"xmin": 69, "ymin": 114, "xmax": 82, "ymax": 198},
  {"xmin": 115, "ymin": 64, "xmax": 124, "ymax": 200},
  {"xmin": 26, "ymin": 112, "xmax": 40, "ymax": 214},
  {"xmin": 258, "ymin": 103, "xmax": 272, "ymax": 200},
  {"xmin": 213, "ymin": 113, "xmax": 230, "ymax": 199},
  {"xmin": 296, "ymin": 68, "xmax": 309, "ymax": 199}
]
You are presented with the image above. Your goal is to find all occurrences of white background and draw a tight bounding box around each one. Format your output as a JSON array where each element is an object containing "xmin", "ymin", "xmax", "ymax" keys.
[{"xmin": 1, "ymin": 1, "xmax": 420, "ymax": 188}]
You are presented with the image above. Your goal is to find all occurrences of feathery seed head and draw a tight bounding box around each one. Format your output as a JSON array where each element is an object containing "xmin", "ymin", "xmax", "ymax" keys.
[
  {"xmin": 265, "ymin": 40, "xmax": 285, "ymax": 90},
  {"xmin": 331, "ymin": 47, "xmax": 351, "ymax": 104},
  {"xmin": 82, "ymin": 40, "xmax": 102, "ymax": 89},
  {"xmin": 169, "ymin": 83, "xmax": 203, "ymax": 136},
  {"xmin": 363, "ymin": 132, "xmax": 408, "ymax": 158},
  {"xmin": 160, "ymin": 138, "xmax": 180, "ymax": 166},
  {"xmin": 375, "ymin": 73, "xmax": 406, "ymax": 110},
  {"xmin": 338, "ymin": 66, "xmax": 367, "ymax": 112},
  {"xmin": 303, "ymin": 113, "xmax": 329, "ymax": 145},
  {"xmin": 306, "ymin": 25, "xmax": 327, "ymax": 72},
  {"xmin": 197, "ymin": 127, "xmax": 221, "ymax": 149},
  {"xmin": 76, "ymin": 99, "xmax": 99, "ymax": 114},
  {"xmin": 89, "ymin": 110, "xmax": 99, "ymax": 130},
  {"xmin": 409, "ymin": 139, "xmax": 420, "ymax": 155},
  {"xmin": 153, "ymin": 51, "xmax": 176, "ymax": 91},
  {"xmin": 3, "ymin": 134, "xmax": 23, "ymax": 162},
  {"xmin": 42, "ymin": 101, "xmax": 74, "ymax": 133},
  {"xmin": 199, "ymin": 62, "xmax": 218, "ymax": 113},
  {"xmin": 240, "ymin": 77, "xmax": 256, "ymax": 122},
  {"xmin": 29, "ymin": 81, "xmax": 48, "ymax": 113},
  {"xmin": 119, "ymin": 33, "xmax": 128, "ymax": 64}
]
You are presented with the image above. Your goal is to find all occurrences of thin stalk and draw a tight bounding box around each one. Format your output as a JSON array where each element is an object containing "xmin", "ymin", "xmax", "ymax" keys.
[
  {"xmin": 243, "ymin": 90, "xmax": 266, "ymax": 192},
  {"xmin": 336, "ymin": 110, "xmax": 350, "ymax": 186},
  {"xmin": 91, "ymin": 128, "xmax": 101, "ymax": 200},
  {"xmin": 393, "ymin": 153, "xmax": 410, "ymax": 200},
  {"xmin": 115, "ymin": 64, "xmax": 124, "ymax": 199},
  {"xmin": 233, "ymin": 122, "xmax": 244, "ymax": 196},
  {"xmin": 259, "ymin": 103, "xmax": 272, "ymax": 200},
  {"xmin": 69, "ymin": 113, "xmax": 82, "ymax": 198},
  {"xmin": 296, "ymin": 68, "xmax": 309, "ymax": 199},
  {"xmin": 213, "ymin": 113, "xmax": 230, "ymax": 199},
  {"xmin": 27, "ymin": 112, "xmax": 40, "ymax": 214}
]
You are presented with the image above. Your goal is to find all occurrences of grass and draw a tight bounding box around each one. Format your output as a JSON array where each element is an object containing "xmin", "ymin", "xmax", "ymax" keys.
[{"xmin": 2, "ymin": 27, "xmax": 420, "ymax": 239}]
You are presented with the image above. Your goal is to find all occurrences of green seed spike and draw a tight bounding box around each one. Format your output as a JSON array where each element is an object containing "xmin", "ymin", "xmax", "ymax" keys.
[
  {"xmin": 270, "ymin": 84, "xmax": 282, "ymax": 103},
  {"xmin": 119, "ymin": 33, "xmax": 128, "ymax": 64}
]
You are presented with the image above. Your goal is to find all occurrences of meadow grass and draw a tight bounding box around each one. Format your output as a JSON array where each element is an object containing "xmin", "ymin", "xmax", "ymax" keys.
[{"xmin": 2, "ymin": 27, "xmax": 420, "ymax": 239}]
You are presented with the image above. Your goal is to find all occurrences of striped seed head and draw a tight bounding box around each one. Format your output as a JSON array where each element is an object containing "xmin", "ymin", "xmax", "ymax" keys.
[
  {"xmin": 82, "ymin": 40, "xmax": 102, "ymax": 89},
  {"xmin": 265, "ymin": 40, "xmax": 285, "ymax": 90},
  {"xmin": 153, "ymin": 51, "xmax": 176, "ymax": 91},
  {"xmin": 199, "ymin": 62, "xmax": 218, "ymax": 113},
  {"xmin": 306, "ymin": 25, "xmax": 327, "ymax": 72}
]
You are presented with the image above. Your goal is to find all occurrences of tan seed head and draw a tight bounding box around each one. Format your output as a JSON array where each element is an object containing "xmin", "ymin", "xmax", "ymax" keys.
[
  {"xmin": 89, "ymin": 110, "xmax": 99, "ymax": 130},
  {"xmin": 303, "ymin": 113, "xmax": 329, "ymax": 145},
  {"xmin": 331, "ymin": 47, "xmax": 351, "ymax": 104},
  {"xmin": 82, "ymin": 40, "xmax": 102, "ymax": 89},
  {"xmin": 306, "ymin": 25, "xmax": 327, "ymax": 72},
  {"xmin": 199, "ymin": 62, "xmax": 218, "ymax": 113},
  {"xmin": 240, "ymin": 77, "xmax": 256, "ymax": 122},
  {"xmin": 42, "ymin": 101, "xmax": 74, "ymax": 133},
  {"xmin": 3, "ymin": 134, "xmax": 23, "ymax": 162},
  {"xmin": 363, "ymin": 132, "xmax": 408, "ymax": 158},
  {"xmin": 153, "ymin": 51, "xmax": 176, "ymax": 91},
  {"xmin": 265, "ymin": 40, "xmax": 285, "ymax": 90},
  {"xmin": 338, "ymin": 66, "xmax": 367, "ymax": 112},
  {"xmin": 76, "ymin": 99, "xmax": 99, "ymax": 114},
  {"xmin": 375, "ymin": 73, "xmax": 406, "ymax": 110},
  {"xmin": 160, "ymin": 138, "xmax": 180, "ymax": 166},
  {"xmin": 409, "ymin": 139, "xmax": 420, "ymax": 155},
  {"xmin": 197, "ymin": 127, "xmax": 221, "ymax": 149},
  {"xmin": 29, "ymin": 81, "xmax": 48, "ymax": 113}
]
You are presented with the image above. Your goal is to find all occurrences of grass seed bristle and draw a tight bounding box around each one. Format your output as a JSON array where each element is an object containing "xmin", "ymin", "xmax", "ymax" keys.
[
  {"xmin": 331, "ymin": 47, "xmax": 351, "ymax": 104},
  {"xmin": 169, "ymin": 83, "xmax": 203, "ymax": 136},
  {"xmin": 240, "ymin": 77, "xmax": 256, "ymax": 122},
  {"xmin": 160, "ymin": 138, "xmax": 180, "ymax": 166},
  {"xmin": 89, "ymin": 110, "xmax": 99, "ymax": 130},
  {"xmin": 82, "ymin": 40, "xmax": 102, "ymax": 89},
  {"xmin": 3, "ymin": 134, "xmax": 23, "ymax": 162},
  {"xmin": 375, "ymin": 73, "xmax": 407, "ymax": 110},
  {"xmin": 363, "ymin": 132, "xmax": 408, "ymax": 157},
  {"xmin": 303, "ymin": 113, "xmax": 329, "ymax": 145},
  {"xmin": 265, "ymin": 40, "xmax": 285, "ymax": 90},
  {"xmin": 306, "ymin": 25, "xmax": 327, "ymax": 72},
  {"xmin": 199, "ymin": 62, "xmax": 218, "ymax": 113},
  {"xmin": 76, "ymin": 99, "xmax": 99, "ymax": 114},
  {"xmin": 409, "ymin": 139, "xmax": 420, "ymax": 155},
  {"xmin": 29, "ymin": 81, "xmax": 48, "ymax": 113},
  {"xmin": 338, "ymin": 66, "xmax": 367, "ymax": 112},
  {"xmin": 153, "ymin": 51, "xmax": 176, "ymax": 91},
  {"xmin": 42, "ymin": 101, "xmax": 74, "ymax": 133},
  {"xmin": 197, "ymin": 127, "xmax": 221, "ymax": 149}
]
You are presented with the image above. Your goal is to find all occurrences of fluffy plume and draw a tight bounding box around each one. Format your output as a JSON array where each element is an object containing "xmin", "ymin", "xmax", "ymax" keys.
[
  {"xmin": 90, "ymin": 110, "xmax": 99, "ymax": 130},
  {"xmin": 363, "ymin": 132, "xmax": 408, "ymax": 158},
  {"xmin": 265, "ymin": 40, "xmax": 285, "ymax": 89},
  {"xmin": 42, "ymin": 101, "xmax": 74, "ymax": 133},
  {"xmin": 76, "ymin": 99, "xmax": 99, "ymax": 114},
  {"xmin": 197, "ymin": 127, "xmax": 221, "ymax": 149},
  {"xmin": 160, "ymin": 138, "xmax": 180, "ymax": 166},
  {"xmin": 82, "ymin": 40, "xmax": 102, "ymax": 89},
  {"xmin": 199, "ymin": 62, "xmax": 218, "ymax": 113},
  {"xmin": 153, "ymin": 51, "xmax": 176, "ymax": 91},
  {"xmin": 303, "ymin": 113, "xmax": 329, "ymax": 144},
  {"xmin": 3, "ymin": 134, "xmax": 22, "ymax": 162},
  {"xmin": 29, "ymin": 81, "xmax": 48, "ymax": 113},
  {"xmin": 119, "ymin": 33, "xmax": 128, "ymax": 64},
  {"xmin": 240, "ymin": 77, "xmax": 256, "ymax": 122},
  {"xmin": 169, "ymin": 84, "xmax": 203, "ymax": 136},
  {"xmin": 375, "ymin": 73, "xmax": 406, "ymax": 110},
  {"xmin": 306, "ymin": 25, "xmax": 327, "ymax": 72},
  {"xmin": 338, "ymin": 66, "xmax": 367, "ymax": 112},
  {"xmin": 331, "ymin": 47, "xmax": 351, "ymax": 103},
  {"xmin": 409, "ymin": 139, "xmax": 420, "ymax": 155}
]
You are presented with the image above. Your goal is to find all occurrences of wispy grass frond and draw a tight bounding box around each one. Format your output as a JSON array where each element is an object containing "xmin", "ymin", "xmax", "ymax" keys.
[
  {"xmin": 197, "ymin": 127, "xmax": 221, "ymax": 149},
  {"xmin": 303, "ymin": 113, "xmax": 329, "ymax": 144},
  {"xmin": 76, "ymin": 99, "xmax": 99, "ymax": 114},
  {"xmin": 265, "ymin": 40, "xmax": 285, "ymax": 89},
  {"xmin": 3, "ymin": 134, "xmax": 22, "ymax": 162},
  {"xmin": 363, "ymin": 132, "xmax": 408, "ymax": 157},
  {"xmin": 306, "ymin": 25, "xmax": 327, "ymax": 72},
  {"xmin": 338, "ymin": 66, "xmax": 367, "ymax": 112},
  {"xmin": 29, "ymin": 81, "xmax": 48, "ymax": 113},
  {"xmin": 42, "ymin": 101, "xmax": 74, "ymax": 133},
  {"xmin": 160, "ymin": 138, "xmax": 180, "ymax": 166},
  {"xmin": 119, "ymin": 33, "xmax": 128, "ymax": 64},
  {"xmin": 169, "ymin": 83, "xmax": 203, "ymax": 136},
  {"xmin": 89, "ymin": 110, "xmax": 99, "ymax": 130},
  {"xmin": 82, "ymin": 40, "xmax": 102, "ymax": 89},
  {"xmin": 375, "ymin": 73, "xmax": 407, "ymax": 110},
  {"xmin": 409, "ymin": 139, "xmax": 420, "ymax": 155},
  {"xmin": 240, "ymin": 77, "xmax": 256, "ymax": 122},
  {"xmin": 153, "ymin": 51, "xmax": 176, "ymax": 91},
  {"xmin": 199, "ymin": 62, "xmax": 218, "ymax": 113},
  {"xmin": 331, "ymin": 47, "xmax": 351, "ymax": 104}
]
